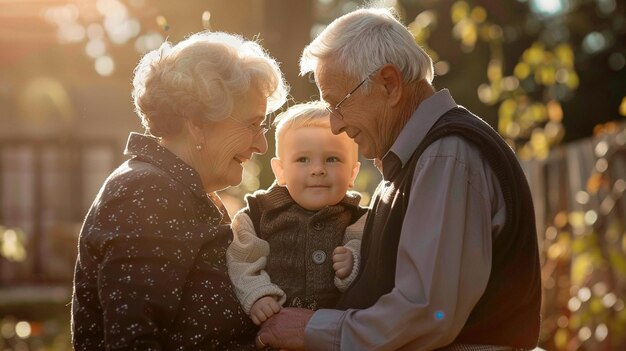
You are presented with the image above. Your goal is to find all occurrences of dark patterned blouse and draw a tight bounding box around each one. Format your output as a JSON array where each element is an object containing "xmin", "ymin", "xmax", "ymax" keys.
[{"xmin": 72, "ymin": 132, "xmax": 256, "ymax": 350}]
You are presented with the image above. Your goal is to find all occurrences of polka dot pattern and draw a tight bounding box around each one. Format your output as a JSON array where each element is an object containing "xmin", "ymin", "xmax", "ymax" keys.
[{"xmin": 72, "ymin": 133, "xmax": 255, "ymax": 350}]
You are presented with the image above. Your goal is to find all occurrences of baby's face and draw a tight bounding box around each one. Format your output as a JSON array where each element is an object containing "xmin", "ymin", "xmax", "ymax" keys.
[{"xmin": 274, "ymin": 126, "xmax": 358, "ymax": 211}]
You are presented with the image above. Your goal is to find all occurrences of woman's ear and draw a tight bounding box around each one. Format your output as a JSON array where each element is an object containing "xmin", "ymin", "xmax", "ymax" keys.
[
  {"xmin": 184, "ymin": 118, "xmax": 207, "ymax": 147},
  {"xmin": 349, "ymin": 161, "xmax": 361, "ymax": 188},
  {"xmin": 378, "ymin": 64, "xmax": 403, "ymax": 106},
  {"xmin": 271, "ymin": 157, "xmax": 286, "ymax": 185}
]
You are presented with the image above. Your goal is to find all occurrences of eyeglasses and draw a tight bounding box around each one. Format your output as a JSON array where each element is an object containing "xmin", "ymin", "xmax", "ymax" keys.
[
  {"xmin": 326, "ymin": 69, "xmax": 379, "ymax": 120},
  {"xmin": 227, "ymin": 115, "xmax": 271, "ymax": 137}
]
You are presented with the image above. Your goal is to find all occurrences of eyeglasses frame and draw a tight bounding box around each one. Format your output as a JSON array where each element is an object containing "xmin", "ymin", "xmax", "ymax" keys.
[
  {"xmin": 227, "ymin": 114, "xmax": 272, "ymax": 137},
  {"xmin": 325, "ymin": 68, "xmax": 379, "ymax": 120}
]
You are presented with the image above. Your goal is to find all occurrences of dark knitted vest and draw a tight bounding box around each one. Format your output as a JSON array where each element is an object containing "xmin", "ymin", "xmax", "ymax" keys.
[
  {"xmin": 336, "ymin": 107, "xmax": 541, "ymax": 348},
  {"xmin": 245, "ymin": 184, "xmax": 367, "ymax": 310}
]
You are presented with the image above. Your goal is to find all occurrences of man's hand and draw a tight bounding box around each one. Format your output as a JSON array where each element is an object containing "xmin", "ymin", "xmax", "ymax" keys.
[
  {"xmin": 333, "ymin": 246, "xmax": 353, "ymax": 279},
  {"xmin": 250, "ymin": 296, "xmax": 281, "ymax": 326},
  {"xmin": 256, "ymin": 308, "xmax": 314, "ymax": 350}
]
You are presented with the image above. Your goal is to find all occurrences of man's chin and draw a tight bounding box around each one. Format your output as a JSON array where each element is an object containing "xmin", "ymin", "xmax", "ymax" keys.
[{"xmin": 360, "ymin": 148, "xmax": 377, "ymax": 160}]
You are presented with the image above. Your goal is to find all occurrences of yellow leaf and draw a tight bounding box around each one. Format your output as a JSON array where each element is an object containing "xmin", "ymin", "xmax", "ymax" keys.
[
  {"xmin": 609, "ymin": 249, "xmax": 626, "ymax": 275},
  {"xmin": 569, "ymin": 314, "xmax": 582, "ymax": 330},
  {"xmin": 554, "ymin": 328, "xmax": 569, "ymax": 349},
  {"xmin": 471, "ymin": 6, "xmax": 487, "ymax": 23},
  {"xmin": 571, "ymin": 253, "xmax": 593, "ymax": 285},
  {"xmin": 530, "ymin": 103, "xmax": 548, "ymax": 122},
  {"xmin": 505, "ymin": 121, "xmax": 521, "ymax": 139},
  {"xmin": 514, "ymin": 62, "xmax": 531, "ymax": 79},
  {"xmin": 497, "ymin": 109, "xmax": 511, "ymax": 135},
  {"xmin": 519, "ymin": 109, "xmax": 535, "ymax": 129},
  {"xmin": 529, "ymin": 128, "xmax": 546, "ymax": 145},
  {"xmin": 518, "ymin": 143, "xmax": 534, "ymax": 160},
  {"xmin": 451, "ymin": 1, "xmax": 470, "ymax": 23},
  {"xmin": 568, "ymin": 211, "xmax": 585, "ymax": 229},
  {"xmin": 461, "ymin": 23, "xmax": 477, "ymax": 48},
  {"xmin": 488, "ymin": 60, "xmax": 502, "ymax": 81},
  {"xmin": 589, "ymin": 297, "xmax": 604, "ymax": 314},
  {"xmin": 524, "ymin": 42, "xmax": 545, "ymax": 65},
  {"xmin": 536, "ymin": 66, "xmax": 556, "ymax": 86},
  {"xmin": 499, "ymin": 99, "xmax": 517, "ymax": 117},
  {"xmin": 566, "ymin": 71, "xmax": 580, "ymax": 90},
  {"xmin": 555, "ymin": 43, "xmax": 574, "ymax": 68}
]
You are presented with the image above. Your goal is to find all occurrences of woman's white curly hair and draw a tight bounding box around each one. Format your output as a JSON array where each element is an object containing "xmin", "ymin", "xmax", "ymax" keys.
[{"xmin": 132, "ymin": 31, "xmax": 289, "ymax": 137}]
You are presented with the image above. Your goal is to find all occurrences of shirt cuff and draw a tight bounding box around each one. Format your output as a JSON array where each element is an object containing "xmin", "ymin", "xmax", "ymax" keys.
[{"xmin": 304, "ymin": 309, "xmax": 347, "ymax": 351}]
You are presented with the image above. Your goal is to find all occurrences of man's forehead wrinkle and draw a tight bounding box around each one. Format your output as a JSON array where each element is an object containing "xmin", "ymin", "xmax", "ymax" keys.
[{"xmin": 316, "ymin": 65, "xmax": 348, "ymax": 103}]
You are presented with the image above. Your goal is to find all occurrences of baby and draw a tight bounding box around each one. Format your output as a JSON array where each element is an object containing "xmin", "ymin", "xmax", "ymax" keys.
[{"xmin": 227, "ymin": 101, "xmax": 367, "ymax": 325}]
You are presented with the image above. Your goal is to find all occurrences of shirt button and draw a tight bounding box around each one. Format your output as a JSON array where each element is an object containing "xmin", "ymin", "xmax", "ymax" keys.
[
  {"xmin": 312, "ymin": 250, "xmax": 326, "ymax": 264},
  {"xmin": 313, "ymin": 222, "xmax": 323, "ymax": 230}
]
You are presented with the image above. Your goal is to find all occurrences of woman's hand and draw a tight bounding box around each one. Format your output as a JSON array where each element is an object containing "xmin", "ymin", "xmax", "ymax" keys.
[{"xmin": 250, "ymin": 296, "xmax": 282, "ymax": 325}]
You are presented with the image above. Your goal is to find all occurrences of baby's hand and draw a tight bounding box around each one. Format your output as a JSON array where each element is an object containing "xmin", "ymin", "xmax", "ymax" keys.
[
  {"xmin": 332, "ymin": 246, "xmax": 353, "ymax": 279},
  {"xmin": 250, "ymin": 296, "xmax": 281, "ymax": 325}
]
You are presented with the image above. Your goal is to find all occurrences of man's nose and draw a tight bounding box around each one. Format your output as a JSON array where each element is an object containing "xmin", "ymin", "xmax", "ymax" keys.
[{"xmin": 329, "ymin": 117, "xmax": 345, "ymax": 135}]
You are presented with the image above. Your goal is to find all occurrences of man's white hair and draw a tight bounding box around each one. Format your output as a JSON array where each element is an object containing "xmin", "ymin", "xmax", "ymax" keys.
[{"xmin": 300, "ymin": 7, "xmax": 433, "ymax": 87}]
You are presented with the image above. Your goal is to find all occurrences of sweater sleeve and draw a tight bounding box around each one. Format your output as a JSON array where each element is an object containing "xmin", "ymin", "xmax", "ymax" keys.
[
  {"xmin": 334, "ymin": 213, "xmax": 366, "ymax": 291},
  {"xmin": 226, "ymin": 211, "xmax": 287, "ymax": 314}
]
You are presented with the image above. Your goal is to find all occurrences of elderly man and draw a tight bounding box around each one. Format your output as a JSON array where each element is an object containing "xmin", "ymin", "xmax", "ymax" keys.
[{"xmin": 257, "ymin": 7, "xmax": 541, "ymax": 351}]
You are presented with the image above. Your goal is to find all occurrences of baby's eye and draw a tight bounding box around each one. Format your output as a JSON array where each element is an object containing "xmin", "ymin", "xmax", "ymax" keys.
[
  {"xmin": 326, "ymin": 156, "xmax": 340, "ymax": 163},
  {"xmin": 296, "ymin": 157, "xmax": 309, "ymax": 163}
]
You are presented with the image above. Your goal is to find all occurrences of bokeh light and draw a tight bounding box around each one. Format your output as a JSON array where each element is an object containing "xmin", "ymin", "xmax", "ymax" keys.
[
  {"xmin": 530, "ymin": 0, "xmax": 568, "ymax": 17},
  {"xmin": 95, "ymin": 55, "xmax": 115, "ymax": 76},
  {"xmin": 609, "ymin": 52, "xmax": 626, "ymax": 71},
  {"xmin": 15, "ymin": 321, "xmax": 31, "ymax": 339},
  {"xmin": 582, "ymin": 31, "xmax": 607, "ymax": 54}
]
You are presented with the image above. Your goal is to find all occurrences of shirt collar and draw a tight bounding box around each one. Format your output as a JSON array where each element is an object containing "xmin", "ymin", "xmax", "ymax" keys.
[
  {"xmin": 381, "ymin": 89, "xmax": 457, "ymax": 179},
  {"xmin": 123, "ymin": 132, "xmax": 207, "ymax": 201}
]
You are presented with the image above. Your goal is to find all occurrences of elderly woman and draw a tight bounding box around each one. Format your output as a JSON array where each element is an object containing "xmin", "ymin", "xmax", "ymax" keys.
[{"xmin": 71, "ymin": 31, "xmax": 288, "ymax": 350}]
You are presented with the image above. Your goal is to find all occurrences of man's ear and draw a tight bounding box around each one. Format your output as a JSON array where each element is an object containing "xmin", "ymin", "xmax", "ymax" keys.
[
  {"xmin": 271, "ymin": 157, "xmax": 286, "ymax": 185},
  {"xmin": 349, "ymin": 161, "xmax": 361, "ymax": 188},
  {"xmin": 378, "ymin": 64, "xmax": 403, "ymax": 106}
]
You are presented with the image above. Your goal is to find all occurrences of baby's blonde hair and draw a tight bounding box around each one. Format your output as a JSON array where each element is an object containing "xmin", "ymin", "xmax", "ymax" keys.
[
  {"xmin": 273, "ymin": 101, "xmax": 358, "ymax": 161},
  {"xmin": 274, "ymin": 101, "xmax": 329, "ymax": 144}
]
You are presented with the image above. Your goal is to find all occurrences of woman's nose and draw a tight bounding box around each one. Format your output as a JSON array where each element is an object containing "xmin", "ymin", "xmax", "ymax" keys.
[{"xmin": 252, "ymin": 132, "xmax": 268, "ymax": 155}]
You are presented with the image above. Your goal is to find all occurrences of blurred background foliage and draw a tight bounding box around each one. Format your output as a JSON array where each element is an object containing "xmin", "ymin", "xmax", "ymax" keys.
[{"xmin": 0, "ymin": 0, "xmax": 625, "ymax": 350}]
